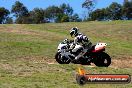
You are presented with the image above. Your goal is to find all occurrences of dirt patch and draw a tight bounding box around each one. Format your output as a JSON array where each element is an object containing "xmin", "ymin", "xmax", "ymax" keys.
[
  {"xmin": 110, "ymin": 56, "xmax": 132, "ymax": 68},
  {"xmin": 0, "ymin": 26, "xmax": 40, "ymax": 36},
  {"xmin": 19, "ymin": 56, "xmax": 57, "ymax": 64},
  {"xmin": 19, "ymin": 56, "xmax": 132, "ymax": 68},
  {"xmin": 0, "ymin": 63, "xmax": 13, "ymax": 70},
  {"xmin": 9, "ymin": 28, "xmax": 39, "ymax": 36}
]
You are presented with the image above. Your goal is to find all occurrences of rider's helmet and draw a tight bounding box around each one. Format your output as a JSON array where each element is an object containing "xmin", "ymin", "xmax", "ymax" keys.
[{"xmin": 70, "ymin": 27, "xmax": 79, "ymax": 37}]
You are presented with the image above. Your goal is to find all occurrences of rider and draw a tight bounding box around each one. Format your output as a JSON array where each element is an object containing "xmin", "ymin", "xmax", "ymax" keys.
[{"xmin": 69, "ymin": 27, "xmax": 92, "ymax": 61}]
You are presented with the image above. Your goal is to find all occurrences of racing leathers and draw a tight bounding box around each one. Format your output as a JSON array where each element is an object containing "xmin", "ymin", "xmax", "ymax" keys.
[{"xmin": 70, "ymin": 33, "xmax": 92, "ymax": 61}]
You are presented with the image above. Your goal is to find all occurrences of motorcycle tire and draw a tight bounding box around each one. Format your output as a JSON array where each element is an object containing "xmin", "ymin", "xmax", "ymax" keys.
[
  {"xmin": 55, "ymin": 52, "xmax": 71, "ymax": 64},
  {"xmin": 94, "ymin": 52, "xmax": 111, "ymax": 67}
]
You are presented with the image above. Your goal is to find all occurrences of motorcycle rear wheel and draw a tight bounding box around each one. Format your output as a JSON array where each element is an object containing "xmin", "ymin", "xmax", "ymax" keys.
[{"xmin": 94, "ymin": 52, "xmax": 111, "ymax": 67}]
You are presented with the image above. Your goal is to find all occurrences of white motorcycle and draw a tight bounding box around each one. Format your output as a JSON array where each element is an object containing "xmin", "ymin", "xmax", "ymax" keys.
[{"xmin": 55, "ymin": 39, "xmax": 111, "ymax": 67}]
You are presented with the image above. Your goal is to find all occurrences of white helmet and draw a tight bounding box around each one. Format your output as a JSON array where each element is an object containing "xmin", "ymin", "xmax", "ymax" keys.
[{"xmin": 70, "ymin": 27, "xmax": 79, "ymax": 37}]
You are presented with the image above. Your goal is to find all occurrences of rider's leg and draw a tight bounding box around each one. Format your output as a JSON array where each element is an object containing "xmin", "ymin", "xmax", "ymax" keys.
[
  {"xmin": 72, "ymin": 45, "xmax": 83, "ymax": 54},
  {"xmin": 74, "ymin": 43, "xmax": 92, "ymax": 60},
  {"xmin": 75, "ymin": 48, "xmax": 87, "ymax": 60}
]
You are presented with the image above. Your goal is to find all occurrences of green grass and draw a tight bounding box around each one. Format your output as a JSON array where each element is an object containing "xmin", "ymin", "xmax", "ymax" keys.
[{"xmin": 0, "ymin": 20, "xmax": 132, "ymax": 88}]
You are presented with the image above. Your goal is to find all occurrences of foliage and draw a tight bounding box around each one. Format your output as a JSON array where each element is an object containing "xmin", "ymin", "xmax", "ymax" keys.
[
  {"xmin": 45, "ymin": 5, "xmax": 63, "ymax": 22},
  {"xmin": 82, "ymin": 0, "xmax": 96, "ymax": 19},
  {"xmin": 61, "ymin": 15, "xmax": 69, "ymax": 22},
  {"xmin": 122, "ymin": 0, "xmax": 132, "ymax": 20},
  {"xmin": 90, "ymin": 8, "xmax": 107, "ymax": 21},
  {"xmin": 5, "ymin": 17, "xmax": 13, "ymax": 24},
  {"xmin": 89, "ymin": 1, "xmax": 132, "ymax": 21},
  {"xmin": 11, "ymin": 1, "xmax": 29, "ymax": 24},
  {"xmin": 30, "ymin": 8, "xmax": 46, "ymax": 23},
  {"xmin": 60, "ymin": 3, "xmax": 73, "ymax": 16},
  {"xmin": 70, "ymin": 13, "xmax": 82, "ymax": 22},
  {"xmin": 107, "ymin": 2, "xmax": 122, "ymax": 20},
  {"xmin": 0, "ymin": 7, "xmax": 10, "ymax": 24},
  {"xmin": 11, "ymin": 1, "xmax": 29, "ymax": 17}
]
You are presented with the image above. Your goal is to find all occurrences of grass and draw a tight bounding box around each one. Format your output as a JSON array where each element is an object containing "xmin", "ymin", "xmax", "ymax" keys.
[{"xmin": 0, "ymin": 20, "xmax": 132, "ymax": 88}]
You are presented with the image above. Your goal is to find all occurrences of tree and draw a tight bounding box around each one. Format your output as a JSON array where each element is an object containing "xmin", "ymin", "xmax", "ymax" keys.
[
  {"xmin": 0, "ymin": 7, "xmax": 10, "ymax": 24},
  {"xmin": 15, "ymin": 16, "xmax": 33, "ymax": 24},
  {"xmin": 61, "ymin": 15, "xmax": 69, "ymax": 22},
  {"xmin": 90, "ymin": 9, "xmax": 102, "ymax": 21},
  {"xmin": 45, "ymin": 5, "xmax": 63, "ymax": 22},
  {"xmin": 90, "ymin": 2, "xmax": 123, "ymax": 21},
  {"xmin": 122, "ymin": 0, "xmax": 132, "ymax": 19},
  {"xmin": 11, "ymin": 1, "xmax": 28, "ymax": 17},
  {"xmin": 55, "ymin": 13, "xmax": 64, "ymax": 23},
  {"xmin": 57, "ymin": 3, "xmax": 74, "ymax": 22},
  {"xmin": 107, "ymin": 2, "xmax": 122, "ymax": 20},
  {"xmin": 60, "ymin": 3, "xmax": 73, "ymax": 17},
  {"xmin": 11, "ymin": 1, "xmax": 29, "ymax": 23},
  {"xmin": 82, "ymin": 0, "xmax": 96, "ymax": 20},
  {"xmin": 5, "ymin": 17, "xmax": 13, "ymax": 24},
  {"xmin": 90, "ymin": 8, "xmax": 108, "ymax": 21},
  {"xmin": 30, "ymin": 8, "xmax": 45, "ymax": 23},
  {"xmin": 70, "ymin": 13, "xmax": 82, "ymax": 22}
]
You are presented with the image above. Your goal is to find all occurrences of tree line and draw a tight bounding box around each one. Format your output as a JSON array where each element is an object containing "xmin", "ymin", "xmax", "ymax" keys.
[
  {"xmin": 0, "ymin": 1, "xmax": 82, "ymax": 24},
  {"xmin": 0, "ymin": 0, "xmax": 132, "ymax": 24},
  {"xmin": 89, "ymin": 0, "xmax": 132, "ymax": 21}
]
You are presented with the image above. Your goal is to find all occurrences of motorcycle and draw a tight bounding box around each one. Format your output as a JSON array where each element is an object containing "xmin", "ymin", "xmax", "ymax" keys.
[{"xmin": 55, "ymin": 39, "xmax": 111, "ymax": 67}]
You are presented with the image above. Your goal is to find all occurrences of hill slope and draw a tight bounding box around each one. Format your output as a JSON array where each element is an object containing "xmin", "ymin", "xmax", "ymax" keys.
[{"xmin": 0, "ymin": 21, "xmax": 132, "ymax": 88}]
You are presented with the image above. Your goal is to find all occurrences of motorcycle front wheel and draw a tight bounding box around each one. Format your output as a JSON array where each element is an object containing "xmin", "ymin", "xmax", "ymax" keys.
[{"xmin": 55, "ymin": 52, "xmax": 71, "ymax": 64}]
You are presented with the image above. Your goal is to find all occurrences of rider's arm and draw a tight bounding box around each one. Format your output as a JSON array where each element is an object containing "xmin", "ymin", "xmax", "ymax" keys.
[
  {"xmin": 70, "ymin": 37, "xmax": 78, "ymax": 49},
  {"xmin": 74, "ymin": 37, "xmax": 78, "ymax": 45}
]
